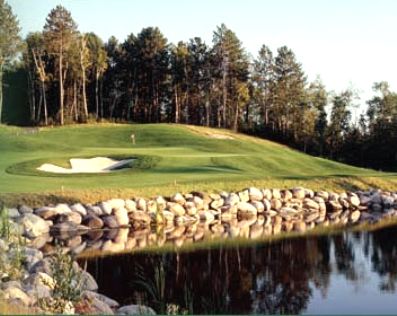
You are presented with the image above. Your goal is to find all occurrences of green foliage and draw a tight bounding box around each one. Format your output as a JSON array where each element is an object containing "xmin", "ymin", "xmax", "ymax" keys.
[
  {"xmin": 0, "ymin": 206, "xmax": 10, "ymax": 240},
  {"xmin": 50, "ymin": 245, "xmax": 82, "ymax": 303}
]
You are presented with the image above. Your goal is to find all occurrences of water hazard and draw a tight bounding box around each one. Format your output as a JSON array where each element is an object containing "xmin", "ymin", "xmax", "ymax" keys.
[{"xmin": 79, "ymin": 225, "xmax": 397, "ymax": 314}]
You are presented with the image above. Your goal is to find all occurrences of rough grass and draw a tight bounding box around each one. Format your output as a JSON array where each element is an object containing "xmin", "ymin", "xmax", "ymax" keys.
[{"xmin": 0, "ymin": 123, "xmax": 396, "ymax": 206}]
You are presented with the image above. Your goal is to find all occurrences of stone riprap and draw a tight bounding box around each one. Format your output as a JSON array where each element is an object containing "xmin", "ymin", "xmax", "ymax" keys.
[
  {"xmin": 10, "ymin": 187, "xmax": 397, "ymax": 254},
  {"xmin": 2, "ymin": 187, "xmax": 397, "ymax": 314}
]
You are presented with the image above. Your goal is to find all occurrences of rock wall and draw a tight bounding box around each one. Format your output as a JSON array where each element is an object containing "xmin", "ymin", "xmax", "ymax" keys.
[{"xmin": 10, "ymin": 187, "xmax": 397, "ymax": 243}]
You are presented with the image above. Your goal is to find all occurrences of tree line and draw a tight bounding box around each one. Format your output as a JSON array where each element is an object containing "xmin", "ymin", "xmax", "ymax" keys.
[{"xmin": 1, "ymin": 3, "xmax": 396, "ymax": 171}]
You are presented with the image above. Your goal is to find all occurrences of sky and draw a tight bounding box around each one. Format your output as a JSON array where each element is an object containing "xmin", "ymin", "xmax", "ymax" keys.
[{"xmin": 8, "ymin": 0, "xmax": 397, "ymax": 118}]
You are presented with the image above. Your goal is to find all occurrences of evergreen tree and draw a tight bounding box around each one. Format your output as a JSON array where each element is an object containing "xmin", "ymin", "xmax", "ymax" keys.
[
  {"xmin": 0, "ymin": 0, "xmax": 21, "ymax": 122},
  {"xmin": 43, "ymin": 5, "xmax": 78, "ymax": 125}
]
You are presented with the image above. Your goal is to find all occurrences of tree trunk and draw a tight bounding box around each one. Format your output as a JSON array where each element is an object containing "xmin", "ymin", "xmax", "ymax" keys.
[
  {"xmin": 0, "ymin": 63, "xmax": 4, "ymax": 123},
  {"xmin": 73, "ymin": 80, "xmax": 78, "ymax": 121},
  {"xmin": 174, "ymin": 85, "xmax": 179, "ymax": 123},
  {"xmin": 205, "ymin": 98, "xmax": 210, "ymax": 127},
  {"xmin": 59, "ymin": 45, "xmax": 64, "ymax": 125},
  {"xmin": 95, "ymin": 70, "xmax": 99, "ymax": 120},
  {"xmin": 42, "ymin": 80, "xmax": 48, "ymax": 126},
  {"xmin": 233, "ymin": 101, "xmax": 239, "ymax": 132},
  {"xmin": 27, "ymin": 71, "xmax": 36, "ymax": 123},
  {"xmin": 222, "ymin": 64, "xmax": 227, "ymax": 128},
  {"xmin": 100, "ymin": 76, "xmax": 104, "ymax": 119}
]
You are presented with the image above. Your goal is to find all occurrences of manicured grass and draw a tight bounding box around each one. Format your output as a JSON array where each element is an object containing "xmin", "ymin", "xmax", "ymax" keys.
[{"xmin": 0, "ymin": 123, "xmax": 396, "ymax": 206}]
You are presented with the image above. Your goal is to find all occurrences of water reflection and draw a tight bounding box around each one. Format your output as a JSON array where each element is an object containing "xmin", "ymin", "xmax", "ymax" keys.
[{"xmin": 80, "ymin": 226, "xmax": 397, "ymax": 314}]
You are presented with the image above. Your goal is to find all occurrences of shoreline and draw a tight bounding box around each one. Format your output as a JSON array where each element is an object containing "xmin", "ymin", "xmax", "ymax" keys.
[{"xmin": 1, "ymin": 186, "xmax": 397, "ymax": 314}]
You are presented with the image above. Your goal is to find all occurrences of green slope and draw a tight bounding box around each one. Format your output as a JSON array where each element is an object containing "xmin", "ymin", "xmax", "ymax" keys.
[{"xmin": 0, "ymin": 123, "xmax": 392, "ymax": 196}]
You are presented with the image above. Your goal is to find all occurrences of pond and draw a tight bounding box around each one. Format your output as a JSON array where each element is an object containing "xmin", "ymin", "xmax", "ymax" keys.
[{"xmin": 79, "ymin": 225, "xmax": 397, "ymax": 314}]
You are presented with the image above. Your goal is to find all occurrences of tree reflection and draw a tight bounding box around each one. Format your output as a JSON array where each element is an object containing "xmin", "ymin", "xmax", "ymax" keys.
[{"xmin": 81, "ymin": 225, "xmax": 397, "ymax": 314}]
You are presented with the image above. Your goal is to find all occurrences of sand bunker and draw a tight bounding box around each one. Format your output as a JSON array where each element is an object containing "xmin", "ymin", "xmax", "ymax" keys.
[
  {"xmin": 208, "ymin": 133, "xmax": 234, "ymax": 140},
  {"xmin": 37, "ymin": 157, "xmax": 134, "ymax": 174}
]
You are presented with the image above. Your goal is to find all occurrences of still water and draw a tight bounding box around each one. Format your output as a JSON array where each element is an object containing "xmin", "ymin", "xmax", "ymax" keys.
[{"xmin": 81, "ymin": 226, "xmax": 397, "ymax": 314}]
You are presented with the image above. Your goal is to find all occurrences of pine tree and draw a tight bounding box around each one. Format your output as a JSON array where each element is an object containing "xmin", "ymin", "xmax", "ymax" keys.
[
  {"xmin": 43, "ymin": 5, "xmax": 78, "ymax": 125},
  {"xmin": 0, "ymin": 0, "xmax": 21, "ymax": 123}
]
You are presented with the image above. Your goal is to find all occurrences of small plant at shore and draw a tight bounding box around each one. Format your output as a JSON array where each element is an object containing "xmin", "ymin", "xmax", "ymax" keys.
[
  {"xmin": 39, "ymin": 245, "xmax": 83, "ymax": 314},
  {"xmin": 51, "ymin": 245, "xmax": 83, "ymax": 302},
  {"xmin": 0, "ymin": 206, "xmax": 10, "ymax": 240}
]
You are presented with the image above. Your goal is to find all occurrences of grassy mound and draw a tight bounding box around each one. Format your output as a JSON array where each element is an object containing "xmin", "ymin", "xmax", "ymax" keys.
[{"xmin": 0, "ymin": 123, "xmax": 396, "ymax": 205}]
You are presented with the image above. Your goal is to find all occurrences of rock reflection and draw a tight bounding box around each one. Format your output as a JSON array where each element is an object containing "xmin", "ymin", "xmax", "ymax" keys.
[{"xmin": 73, "ymin": 226, "xmax": 397, "ymax": 314}]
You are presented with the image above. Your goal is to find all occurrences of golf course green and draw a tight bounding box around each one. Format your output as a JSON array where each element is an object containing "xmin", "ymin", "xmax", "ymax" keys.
[{"xmin": 1, "ymin": 123, "xmax": 396, "ymax": 205}]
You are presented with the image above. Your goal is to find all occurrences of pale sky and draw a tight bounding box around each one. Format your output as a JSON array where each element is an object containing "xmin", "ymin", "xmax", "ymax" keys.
[{"xmin": 8, "ymin": 0, "xmax": 397, "ymax": 117}]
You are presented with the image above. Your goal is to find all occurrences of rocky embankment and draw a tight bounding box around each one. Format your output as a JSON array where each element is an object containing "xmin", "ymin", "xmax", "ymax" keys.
[{"xmin": 1, "ymin": 187, "xmax": 397, "ymax": 314}]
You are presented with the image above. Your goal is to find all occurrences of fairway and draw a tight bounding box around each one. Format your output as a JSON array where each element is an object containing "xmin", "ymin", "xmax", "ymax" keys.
[{"xmin": 0, "ymin": 123, "xmax": 394, "ymax": 196}]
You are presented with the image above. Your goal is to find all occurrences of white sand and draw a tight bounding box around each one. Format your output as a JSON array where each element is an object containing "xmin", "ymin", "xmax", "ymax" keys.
[
  {"xmin": 209, "ymin": 133, "xmax": 234, "ymax": 140},
  {"xmin": 37, "ymin": 157, "xmax": 134, "ymax": 174}
]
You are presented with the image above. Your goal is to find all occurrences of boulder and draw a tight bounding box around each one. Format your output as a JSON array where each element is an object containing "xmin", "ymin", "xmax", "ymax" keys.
[
  {"xmin": 18, "ymin": 205, "xmax": 33, "ymax": 214},
  {"xmin": 83, "ymin": 214, "xmax": 104, "ymax": 229},
  {"xmin": 70, "ymin": 203, "xmax": 87, "ymax": 216},
  {"xmin": 161, "ymin": 210, "xmax": 175, "ymax": 222},
  {"xmin": 130, "ymin": 211, "xmax": 151, "ymax": 224},
  {"xmin": 305, "ymin": 212, "xmax": 319, "ymax": 223},
  {"xmin": 348, "ymin": 194, "xmax": 360, "ymax": 207},
  {"xmin": 282, "ymin": 190, "xmax": 293, "ymax": 201},
  {"xmin": 102, "ymin": 216, "xmax": 119, "ymax": 229},
  {"xmin": 371, "ymin": 203, "xmax": 382, "ymax": 212},
  {"xmin": 303, "ymin": 199, "xmax": 319, "ymax": 210},
  {"xmin": 7, "ymin": 208, "xmax": 20, "ymax": 218},
  {"xmin": 210, "ymin": 199, "xmax": 224, "ymax": 210},
  {"xmin": 34, "ymin": 207, "xmax": 58, "ymax": 220},
  {"xmin": 81, "ymin": 297, "xmax": 114, "ymax": 315},
  {"xmin": 3, "ymin": 287, "xmax": 32, "ymax": 306},
  {"xmin": 136, "ymin": 198, "xmax": 147, "ymax": 212},
  {"xmin": 87, "ymin": 205, "xmax": 104, "ymax": 216},
  {"xmin": 327, "ymin": 200, "xmax": 343, "ymax": 212},
  {"xmin": 224, "ymin": 193, "xmax": 240, "ymax": 206},
  {"xmin": 80, "ymin": 270, "xmax": 99, "ymax": 292},
  {"xmin": 99, "ymin": 202, "xmax": 113, "ymax": 215},
  {"xmin": 125, "ymin": 199, "xmax": 137, "ymax": 212},
  {"xmin": 146, "ymin": 201, "xmax": 157, "ymax": 213},
  {"xmin": 171, "ymin": 193, "xmax": 185, "ymax": 204},
  {"xmin": 54, "ymin": 203, "xmax": 72, "ymax": 214},
  {"xmin": 271, "ymin": 199, "xmax": 282, "ymax": 211},
  {"xmin": 108, "ymin": 199, "xmax": 125, "ymax": 210},
  {"xmin": 262, "ymin": 189, "xmax": 272, "ymax": 200},
  {"xmin": 167, "ymin": 203, "xmax": 186, "ymax": 216},
  {"xmin": 250, "ymin": 224, "xmax": 263, "ymax": 239},
  {"xmin": 198, "ymin": 210, "xmax": 215, "ymax": 222},
  {"xmin": 263, "ymin": 199, "xmax": 272, "ymax": 212},
  {"xmin": 382, "ymin": 195, "xmax": 394, "ymax": 207},
  {"xmin": 251, "ymin": 201, "xmax": 264, "ymax": 213},
  {"xmin": 24, "ymin": 247, "xmax": 44, "ymax": 270},
  {"xmin": 292, "ymin": 187, "xmax": 306, "ymax": 200},
  {"xmin": 24, "ymin": 272, "xmax": 55, "ymax": 290},
  {"xmin": 19, "ymin": 213, "xmax": 50, "ymax": 238},
  {"xmin": 114, "ymin": 208, "xmax": 129, "ymax": 226},
  {"xmin": 248, "ymin": 187, "xmax": 263, "ymax": 201},
  {"xmin": 155, "ymin": 196, "xmax": 167, "ymax": 211},
  {"xmin": 271, "ymin": 189, "xmax": 282, "ymax": 200},
  {"xmin": 350, "ymin": 210, "xmax": 361, "ymax": 223},
  {"xmin": 184, "ymin": 202, "xmax": 197, "ymax": 216},
  {"xmin": 237, "ymin": 202, "xmax": 257, "ymax": 216},
  {"xmin": 51, "ymin": 221, "xmax": 79, "ymax": 233},
  {"xmin": 238, "ymin": 189, "xmax": 250, "ymax": 203},
  {"xmin": 59, "ymin": 212, "xmax": 82, "ymax": 225},
  {"xmin": 294, "ymin": 221, "xmax": 307, "ymax": 233},
  {"xmin": 192, "ymin": 196, "xmax": 205, "ymax": 210},
  {"xmin": 117, "ymin": 304, "xmax": 156, "ymax": 315}
]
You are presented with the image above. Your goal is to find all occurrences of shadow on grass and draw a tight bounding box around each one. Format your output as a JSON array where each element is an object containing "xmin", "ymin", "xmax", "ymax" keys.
[{"xmin": 0, "ymin": 193, "xmax": 81, "ymax": 207}]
